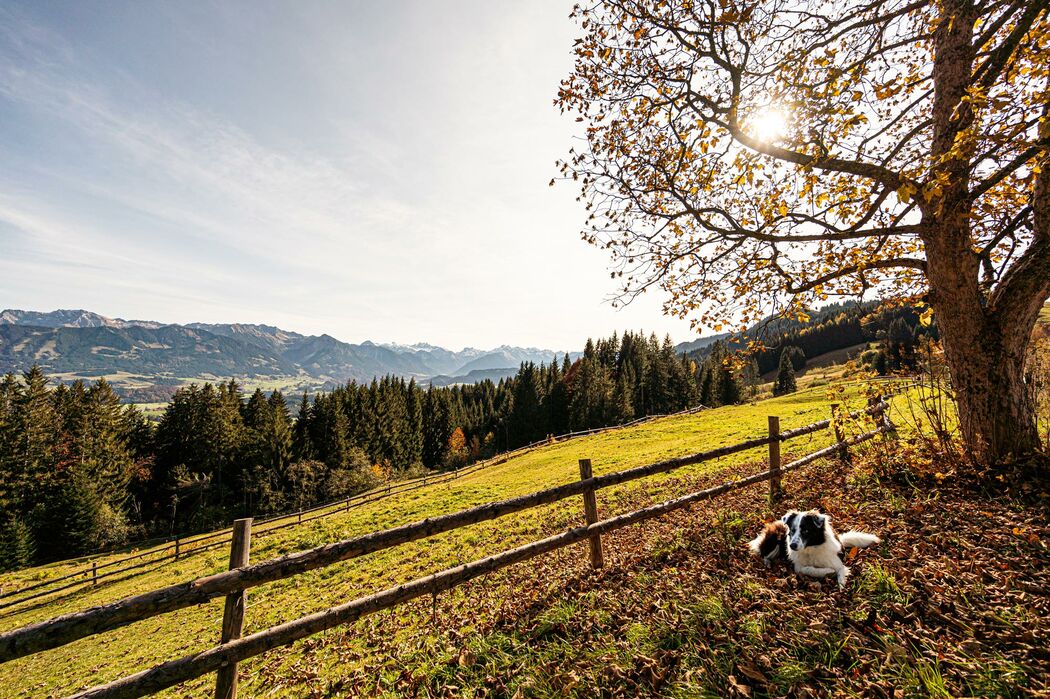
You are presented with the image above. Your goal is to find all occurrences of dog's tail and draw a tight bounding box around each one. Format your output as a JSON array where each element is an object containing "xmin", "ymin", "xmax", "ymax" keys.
[
  {"xmin": 747, "ymin": 532, "xmax": 764, "ymax": 555},
  {"xmin": 839, "ymin": 530, "xmax": 881, "ymax": 549}
]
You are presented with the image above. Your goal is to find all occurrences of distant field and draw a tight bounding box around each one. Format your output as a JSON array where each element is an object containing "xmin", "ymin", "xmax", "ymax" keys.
[
  {"xmin": 40, "ymin": 372, "xmax": 331, "ymax": 415},
  {"xmin": 133, "ymin": 402, "xmax": 168, "ymax": 419},
  {"xmin": 0, "ymin": 380, "xmax": 909, "ymax": 698}
]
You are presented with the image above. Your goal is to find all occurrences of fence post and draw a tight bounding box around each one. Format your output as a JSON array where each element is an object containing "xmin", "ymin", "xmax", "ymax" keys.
[
  {"xmin": 91, "ymin": 561, "xmax": 97, "ymax": 586},
  {"xmin": 831, "ymin": 403, "xmax": 851, "ymax": 467},
  {"xmin": 872, "ymin": 393, "xmax": 898, "ymax": 439},
  {"xmin": 768, "ymin": 416, "xmax": 782, "ymax": 503},
  {"xmin": 215, "ymin": 517, "xmax": 252, "ymax": 699},
  {"xmin": 297, "ymin": 509, "xmax": 302, "ymax": 524},
  {"xmin": 577, "ymin": 459, "xmax": 604, "ymax": 569},
  {"xmin": 174, "ymin": 537, "xmax": 180, "ymax": 560},
  {"xmin": 345, "ymin": 497, "xmax": 351, "ymax": 512}
]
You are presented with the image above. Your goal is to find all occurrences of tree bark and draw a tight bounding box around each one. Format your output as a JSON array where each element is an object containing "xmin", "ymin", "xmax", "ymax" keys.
[
  {"xmin": 923, "ymin": 0, "xmax": 1048, "ymax": 466},
  {"xmin": 935, "ymin": 307, "xmax": 1042, "ymax": 464}
]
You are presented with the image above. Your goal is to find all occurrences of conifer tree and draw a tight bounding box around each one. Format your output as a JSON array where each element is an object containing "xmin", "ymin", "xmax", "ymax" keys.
[
  {"xmin": 546, "ymin": 361, "xmax": 570, "ymax": 436},
  {"xmin": 13, "ymin": 367, "xmax": 60, "ymax": 516},
  {"xmin": 310, "ymin": 394, "xmax": 349, "ymax": 472},
  {"xmin": 509, "ymin": 362, "xmax": 546, "ymax": 445},
  {"xmin": 699, "ymin": 365, "xmax": 715, "ymax": 407},
  {"xmin": 773, "ymin": 349, "xmax": 798, "ymax": 397},
  {"xmin": 719, "ymin": 361, "xmax": 742, "ymax": 406},
  {"xmin": 404, "ymin": 379, "xmax": 424, "ymax": 466},
  {"xmin": 615, "ymin": 370, "xmax": 635, "ymax": 423},
  {"xmin": 79, "ymin": 379, "xmax": 135, "ymax": 509},
  {"xmin": 292, "ymin": 393, "xmax": 315, "ymax": 461},
  {"xmin": 259, "ymin": 391, "xmax": 292, "ymax": 474},
  {"xmin": 0, "ymin": 517, "xmax": 34, "ymax": 571},
  {"xmin": 422, "ymin": 387, "xmax": 452, "ymax": 468},
  {"xmin": 0, "ymin": 373, "xmax": 21, "ymax": 518}
]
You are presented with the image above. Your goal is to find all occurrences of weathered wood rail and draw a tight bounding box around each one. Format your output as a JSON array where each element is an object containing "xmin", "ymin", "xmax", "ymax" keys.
[{"xmin": 0, "ymin": 396, "xmax": 896, "ymax": 699}]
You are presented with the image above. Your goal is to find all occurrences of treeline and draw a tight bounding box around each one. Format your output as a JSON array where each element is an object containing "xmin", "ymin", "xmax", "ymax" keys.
[
  {"xmin": 0, "ymin": 331, "xmax": 750, "ymax": 569},
  {"xmin": 695, "ymin": 301, "xmax": 934, "ymax": 377},
  {"xmin": 0, "ymin": 369, "xmax": 152, "ymax": 569}
]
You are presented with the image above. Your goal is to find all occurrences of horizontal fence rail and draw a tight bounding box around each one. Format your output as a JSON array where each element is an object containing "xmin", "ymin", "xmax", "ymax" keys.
[
  {"xmin": 0, "ymin": 391, "xmax": 903, "ymax": 699},
  {"xmin": 0, "ymin": 405, "xmax": 711, "ymax": 611}
]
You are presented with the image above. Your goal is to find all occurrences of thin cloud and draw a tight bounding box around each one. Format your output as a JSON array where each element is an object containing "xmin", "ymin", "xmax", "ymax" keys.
[{"xmin": 0, "ymin": 2, "xmax": 700, "ymax": 348}]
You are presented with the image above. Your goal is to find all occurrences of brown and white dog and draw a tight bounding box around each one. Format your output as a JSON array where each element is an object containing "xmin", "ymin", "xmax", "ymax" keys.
[{"xmin": 749, "ymin": 510, "xmax": 880, "ymax": 586}]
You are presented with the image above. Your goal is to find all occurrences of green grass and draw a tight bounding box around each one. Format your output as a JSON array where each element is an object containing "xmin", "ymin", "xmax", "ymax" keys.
[
  {"xmin": 855, "ymin": 563, "xmax": 908, "ymax": 605},
  {"xmin": 0, "ymin": 381, "xmax": 906, "ymax": 697}
]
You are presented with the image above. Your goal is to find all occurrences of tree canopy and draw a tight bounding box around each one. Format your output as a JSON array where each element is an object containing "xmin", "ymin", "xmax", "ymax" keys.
[{"xmin": 558, "ymin": 0, "xmax": 1049, "ymax": 463}]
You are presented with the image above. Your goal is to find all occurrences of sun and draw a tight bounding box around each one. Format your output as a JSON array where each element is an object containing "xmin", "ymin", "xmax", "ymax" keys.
[{"xmin": 750, "ymin": 107, "xmax": 789, "ymax": 143}]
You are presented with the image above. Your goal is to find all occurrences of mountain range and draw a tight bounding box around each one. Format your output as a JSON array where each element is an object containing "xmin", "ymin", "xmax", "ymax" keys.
[{"xmin": 0, "ymin": 309, "xmax": 574, "ymax": 398}]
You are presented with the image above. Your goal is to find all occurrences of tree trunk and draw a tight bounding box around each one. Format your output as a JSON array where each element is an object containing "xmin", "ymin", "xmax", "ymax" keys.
[
  {"xmin": 935, "ymin": 302, "xmax": 1041, "ymax": 465},
  {"xmin": 923, "ymin": 0, "xmax": 1045, "ymax": 466}
]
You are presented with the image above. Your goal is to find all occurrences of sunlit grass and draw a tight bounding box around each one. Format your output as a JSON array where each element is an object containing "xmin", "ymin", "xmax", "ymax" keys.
[{"xmin": 0, "ymin": 381, "xmax": 907, "ymax": 697}]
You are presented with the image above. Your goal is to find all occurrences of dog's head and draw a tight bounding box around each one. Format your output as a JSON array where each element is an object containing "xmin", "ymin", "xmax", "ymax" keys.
[{"xmin": 784, "ymin": 510, "xmax": 829, "ymax": 551}]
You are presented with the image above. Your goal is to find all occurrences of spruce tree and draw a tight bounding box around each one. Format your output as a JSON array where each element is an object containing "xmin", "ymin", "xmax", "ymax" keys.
[
  {"xmin": 14, "ymin": 366, "xmax": 60, "ymax": 517},
  {"xmin": 404, "ymin": 380, "xmax": 424, "ymax": 466},
  {"xmin": 292, "ymin": 393, "xmax": 315, "ymax": 461},
  {"xmin": 0, "ymin": 373, "xmax": 21, "ymax": 520},
  {"xmin": 310, "ymin": 394, "xmax": 349, "ymax": 472},
  {"xmin": 615, "ymin": 370, "xmax": 635, "ymax": 423},
  {"xmin": 773, "ymin": 348, "xmax": 798, "ymax": 396},
  {"xmin": 80, "ymin": 379, "xmax": 135, "ymax": 509},
  {"xmin": 0, "ymin": 516, "xmax": 34, "ymax": 571},
  {"xmin": 423, "ymin": 388, "xmax": 452, "ymax": 468},
  {"xmin": 509, "ymin": 363, "xmax": 545, "ymax": 445}
]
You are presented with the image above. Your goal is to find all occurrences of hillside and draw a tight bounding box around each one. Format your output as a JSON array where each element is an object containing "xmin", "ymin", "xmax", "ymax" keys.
[
  {"xmin": 678, "ymin": 300, "xmax": 926, "ymax": 376},
  {"xmin": 0, "ymin": 309, "xmax": 571, "ymax": 398},
  {"xmin": 0, "ymin": 383, "xmax": 893, "ymax": 697},
  {"xmin": 427, "ymin": 367, "xmax": 520, "ymax": 387}
]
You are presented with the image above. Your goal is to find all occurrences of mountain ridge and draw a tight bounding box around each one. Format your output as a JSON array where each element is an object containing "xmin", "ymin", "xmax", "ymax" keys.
[{"xmin": 0, "ymin": 309, "xmax": 578, "ymax": 390}]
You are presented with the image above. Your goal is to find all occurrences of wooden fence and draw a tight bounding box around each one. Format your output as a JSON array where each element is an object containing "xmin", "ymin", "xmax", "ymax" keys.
[
  {"xmin": 0, "ymin": 397, "xmax": 895, "ymax": 699},
  {"xmin": 0, "ymin": 405, "xmax": 710, "ymax": 613}
]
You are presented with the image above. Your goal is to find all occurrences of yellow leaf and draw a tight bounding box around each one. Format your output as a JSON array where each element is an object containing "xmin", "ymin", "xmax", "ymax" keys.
[
  {"xmin": 919, "ymin": 307, "xmax": 934, "ymax": 327},
  {"xmin": 897, "ymin": 182, "xmax": 916, "ymax": 204}
]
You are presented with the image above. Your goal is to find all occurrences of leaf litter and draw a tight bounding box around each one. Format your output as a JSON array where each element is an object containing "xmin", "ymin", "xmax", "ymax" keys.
[{"xmin": 240, "ymin": 453, "xmax": 1048, "ymax": 698}]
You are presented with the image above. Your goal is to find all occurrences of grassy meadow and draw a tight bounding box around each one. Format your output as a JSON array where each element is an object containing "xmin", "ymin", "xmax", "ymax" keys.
[{"xmin": 0, "ymin": 381, "xmax": 907, "ymax": 697}]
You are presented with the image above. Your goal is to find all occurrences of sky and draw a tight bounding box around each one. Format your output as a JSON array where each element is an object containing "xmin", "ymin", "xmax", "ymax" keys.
[{"xmin": 0, "ymin": 1, "xmax": 700, "ymax": 351}]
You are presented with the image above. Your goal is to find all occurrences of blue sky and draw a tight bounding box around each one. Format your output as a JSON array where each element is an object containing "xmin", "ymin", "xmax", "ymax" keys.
[{"xmin": 0, "ymin": 1, "xmax": 697, "ymax": 350}]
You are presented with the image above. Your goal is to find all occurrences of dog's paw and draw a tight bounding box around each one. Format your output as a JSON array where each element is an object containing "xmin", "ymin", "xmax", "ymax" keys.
[{"xmin": 837, "ymin": 566, "xmax": 852, "ymax": 587}]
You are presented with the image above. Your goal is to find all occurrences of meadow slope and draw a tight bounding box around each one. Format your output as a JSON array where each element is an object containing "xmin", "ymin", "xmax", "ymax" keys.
[{"xmin": 1, "ymin": 382, "xmax": 902, "ymax": 697}]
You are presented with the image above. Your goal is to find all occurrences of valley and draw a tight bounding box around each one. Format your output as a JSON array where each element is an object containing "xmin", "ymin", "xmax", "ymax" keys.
[{"xmin": 0, "ymin": 310, "xmax": 573, "ymax": 402}]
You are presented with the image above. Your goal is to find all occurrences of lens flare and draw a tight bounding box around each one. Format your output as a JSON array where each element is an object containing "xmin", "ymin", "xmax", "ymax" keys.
[{"xmin": 750, "ymin": 108, "xmax": 789, "ymax": 142}]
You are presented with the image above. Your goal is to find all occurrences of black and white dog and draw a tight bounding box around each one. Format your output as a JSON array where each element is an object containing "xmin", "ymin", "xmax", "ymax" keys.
[{"xmin": 749, "ymin": 509, "xmax": 880, "ymax": 587}]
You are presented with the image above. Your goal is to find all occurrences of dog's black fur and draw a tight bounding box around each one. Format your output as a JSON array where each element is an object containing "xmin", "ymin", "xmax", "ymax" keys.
[{"xmin": 793, "ymin": 511, "xmax": 827, "ymax": 550}]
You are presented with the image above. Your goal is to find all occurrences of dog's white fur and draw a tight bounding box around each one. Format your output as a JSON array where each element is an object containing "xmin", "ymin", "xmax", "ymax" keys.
[{"xmin": 783, "ymin": 510, "xmax": 881, "ymax": 587}]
